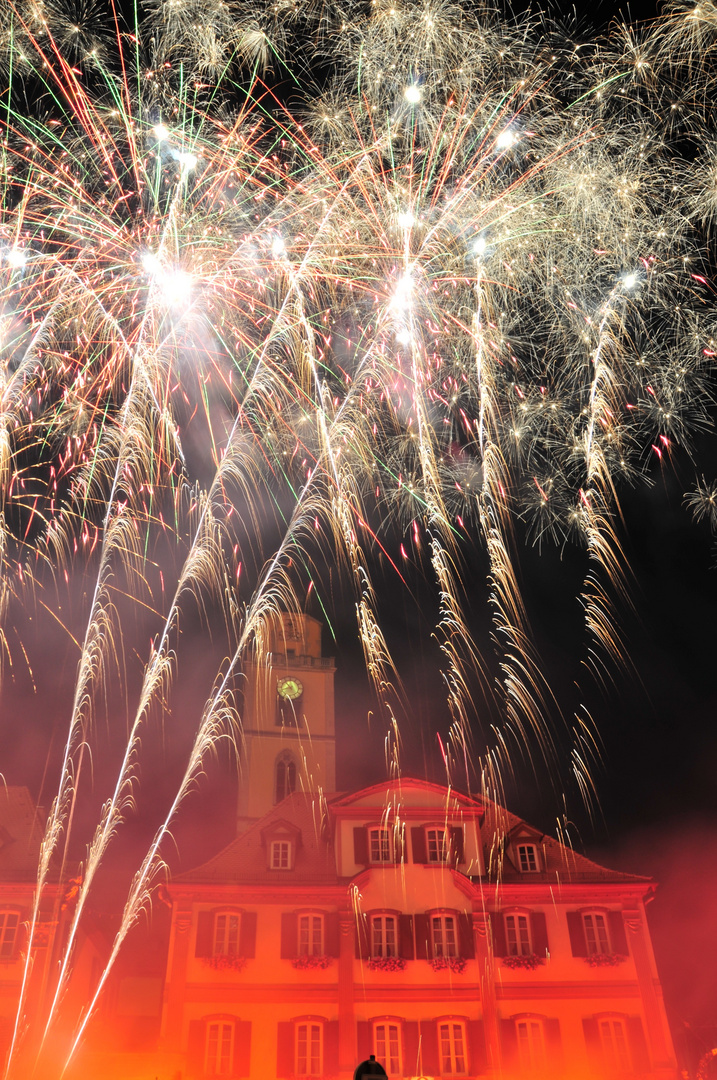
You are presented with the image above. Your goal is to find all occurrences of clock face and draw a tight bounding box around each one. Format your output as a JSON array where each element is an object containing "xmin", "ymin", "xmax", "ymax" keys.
[{"xmin": 277, "ymin": 676, "xmax": 303, "ymax": 701}]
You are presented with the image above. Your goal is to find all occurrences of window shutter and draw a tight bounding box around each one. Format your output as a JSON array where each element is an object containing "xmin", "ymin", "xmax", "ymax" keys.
[
  {"xmin": 195, "ymin": 911, "xmax": 214, "ymax": 958},
  {"xmin": 411, "ymin": 827, "xmax": 427, "ymax": 864},
  {"xmin": 325, "ymin": 912, "xmax": 340, "ymax": 957},
  {"xmin": 530, "ymin": 911, "xmax": 549, "ymax": 957},
  {"xmin": 468, "ymin": 1019, "xmax": 487, "ymax": 1073},
  {"xmin": 186, "ymin": 1019, "xmax": 205, "ymax": 1078},
  {"xmin": 582, "ymin": 1017, "xmax": 602, "ymax": 1070},
  {"xmin": 280, "ymin": 912, "xmax": 297, "ymax": 959},
  {"xmin": 357, "ymin": 1021, "xmax": 372, "ymax": 1060},
  {"xmin": 450, "ymin": 826, "xmax": 465, "ymax": 865},
  {"xmin": 404, "ymin": 1021, "xmax": 420, "ymax": 1077},
  {"xmin": 419, "ymin": 1020, "xmax": 439, "ymax": 1075},
  {"xmin": 324, "ymin": 1020, "xmax": 340, "ymax": 1075},
  {"xmin": 353, "ymin": 827, "xmax": 369, "ymax": 865},
  {"xmin": 499, "ymin": 1019, "xmax": 518, "ymax": 1071},
  {"xmin": 458, "ymin": 912, "xmax": 475, "ymax": 959},
  {"xmin": 234, "ymin": 1020, "xmax": 252, "ymax": 1077},
  {"xmin": 414, "ymin": 913, "xmax": 430, "ymax": 960},
  {"xmin": 14, "ymin": 915, "xmax": 27, "ymax": 962},
  {"xmin": 627, "ymin": 1016, "xmax": 651, "ymax": 1073},
  {"xmin": 276, "ymin": 1021, "xmax": 294, "ymax": 1078},
  {"xmin": 608, "ymin": 911, "xmax": 628, "ymax": 955},
  {"xmin": 545, "ymin": 1018, "xmax": 563, "ymax": 1073},
  {"xmin": 239, "ymin": 912, "xmax": 257, "ymax": 959},
  {"xmin": 355, "ymin": 914, "xmax": 370, "ymax": 960},
  {"xmin": 567, "ymin": 911, "xmax": 588, "ymax": 957},
  {"xmin": 489, "ymin": 912, "xmax": 507, "ymax": 957},
  {"xmin": 394, "ymin": 825, "xmax": 405, "ymax": 864},
  {"xmin": 399, "ymin": 915, "xmax": 415, "ymax": 960}
]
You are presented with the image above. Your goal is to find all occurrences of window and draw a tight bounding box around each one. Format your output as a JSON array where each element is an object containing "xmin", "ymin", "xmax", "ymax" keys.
[
  {"xmin": 205, "ymin": 1020, "xmax": 234, "ymax": 1076},
  {"xmin": 369, "ymin": 827, "xmax": 392, "ymax": 862},
  {"xmin": 517, "ymin": 844, "xmax": 539, "ymax": 872},
  {"xmin": 298, "ymin": 915, "xmax": 324, "ymax": 957},
  {"xmin": 374, "ymin": 1022, "xmax": 402, "ymax": 1075},
  {"xmin": 583, "ymin": 913, "xmax": 611, "ymax": 956},
  {"xmin": 505, "ymin": 914, "xmax": 532, "ymax": 957},
  {"xmin": 431, "ymin": 915, "xmax": 457, "ymax": 959},
  {"xmin": 426, "ymin": 828, "xmax": 449, "ymax": 863},
  {"xmin": 214, "ymin": 913, "xmax": 240, "ymax": 957},
  {"xmin": 275, "ymin": 754, "xmax": 297, "ymax": 804},
  {"xmin": 271, "ymin": 840, "xmax": 292, "ymax": 869},
  {"xmin": 296, "ymin": 1022, "xmax": 322, "ymax": 1076},
  {"xmin": 439, "ymin": 1021, "xmax": 467, "ymax": 1075},
  {"xmin": 598, "ymin": 1019, "xmax": 631, "ymax": 1072},
  {"xmin": 371, "ymin": 915, "xmax": 398, "ymax": 959},
  {"xmin": 516, "ymin": 1019, "xmax": 545, "ymax": 1071},
  {"xmin": 0, "ymin": 912, "xmax": 19, "ymax": 960}
]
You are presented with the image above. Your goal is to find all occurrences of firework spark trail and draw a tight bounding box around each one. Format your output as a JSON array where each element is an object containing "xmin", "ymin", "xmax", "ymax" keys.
[{"xmin": 0, "ymin": 0, "xmax": 716, "ymax": 1070}]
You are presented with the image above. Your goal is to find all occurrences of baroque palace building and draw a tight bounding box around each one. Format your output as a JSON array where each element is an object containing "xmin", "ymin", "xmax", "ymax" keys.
[{"xmin": 0, "ymin": 614, "xmax": 677, "ymax": 1080}]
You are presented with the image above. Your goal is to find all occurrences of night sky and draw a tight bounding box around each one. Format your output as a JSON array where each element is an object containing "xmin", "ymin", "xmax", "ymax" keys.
[{"xmin": 2, "ymin": 0, "xmax": 716, "ymax": 1065}]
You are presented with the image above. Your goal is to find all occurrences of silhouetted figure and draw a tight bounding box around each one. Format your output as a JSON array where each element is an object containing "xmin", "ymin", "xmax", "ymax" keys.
[{"xmin": 354, "ymin": 1055, "xmax": 388, "ymax": 1079}]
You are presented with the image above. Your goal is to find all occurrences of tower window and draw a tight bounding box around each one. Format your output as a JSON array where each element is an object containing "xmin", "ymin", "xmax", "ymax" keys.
[{"xmin": 275, "ymin": 754, "xmax": 297, "ymax": 804}]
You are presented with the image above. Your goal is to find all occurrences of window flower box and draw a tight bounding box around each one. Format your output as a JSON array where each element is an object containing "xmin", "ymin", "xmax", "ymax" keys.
[
  {"xmin": 202, "ymin": 954, "xmax": 247, "ymax": 972},
  {"xmin": 367, "ymin": 955, "xmax": 407, "ymax": 972},
  {"xmin": 430, "ymin": 956, "xmax": 467, "ymax": 973},
  {"xmin": 502, "ymin": 953, "xmax": 546, "ymax": 970},
  {"xmin": 291, "ymin": 954, "xmax": 334, "ymax": 970},
  {"xmin": 585, "ymin": 953, "xmax": 627, "ymax": 968}
]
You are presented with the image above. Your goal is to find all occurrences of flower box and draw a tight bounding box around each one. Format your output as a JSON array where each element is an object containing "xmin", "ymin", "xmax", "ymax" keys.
[
  {"xmin": 429, "ymin": 956, "xmax": 467, "ymax": 973},
  {"xmin": 502, "ymin": 954, "xmax": 546, "ymax": 970},
  {"xmin": 367, "ymin": 956, "xmax": 407, "ymax": 972},
  {"xmin": 585, "ymin": 953, "xmax": 627, "ymax": 968},
  {"xmin": 202, "ymin": 954, "xmax": 247, "ymax": 972},
  {"xmin": 291, "ymin": 954, "xmax": 334, "ymax": 970}
]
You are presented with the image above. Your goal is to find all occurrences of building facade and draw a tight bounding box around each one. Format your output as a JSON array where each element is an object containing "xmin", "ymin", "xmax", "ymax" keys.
[{"xmin": 0, "ymin": 615, "xmax": 678, "ymax": 1080}]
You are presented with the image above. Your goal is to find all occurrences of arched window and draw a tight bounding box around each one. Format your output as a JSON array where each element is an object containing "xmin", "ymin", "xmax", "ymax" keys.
[{"xmin": 275, "ymin": 753, "xmax": 297, "ymax": 804}]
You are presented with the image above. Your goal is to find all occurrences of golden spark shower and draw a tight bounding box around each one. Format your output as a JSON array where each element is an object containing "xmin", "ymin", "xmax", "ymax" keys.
[{"xmin": 0, "ymin": 0, "xmax": 716, "ymax": 1074}]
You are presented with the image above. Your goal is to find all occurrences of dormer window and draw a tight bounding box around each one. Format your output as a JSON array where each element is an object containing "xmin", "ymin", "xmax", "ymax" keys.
[
  {"xmin": 517, "ymin": 843, "xmax": 539, "ymax": 872},
  {"xmin": 426, "ymin": 828, "xmax": 450, "ymax": 863},
  {"xmin": 369, "ymin": 827, "xmax": 392, "ymax": 863},
  {"xmin": 271, "ymin": 840, "xmax": 293, "ymax": 870}
]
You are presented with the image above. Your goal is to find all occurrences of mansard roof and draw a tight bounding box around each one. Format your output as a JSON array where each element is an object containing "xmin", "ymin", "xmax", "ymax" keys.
[
  {"xmin": 332, "ymin": 777, "xmax": 485, "ymax": 813},
  {"xmin": 0, "ymin": 786, "xmax": 45, "ymax": 882},
  {"xmin": 174, "ymin": 792, "xmax": 341, "ymax": 886},
  {"xmin": 480, "ymin": 804, "xmax": 650, "ymax": 886}
]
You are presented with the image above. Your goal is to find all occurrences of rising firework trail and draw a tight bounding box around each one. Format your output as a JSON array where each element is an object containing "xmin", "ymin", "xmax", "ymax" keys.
[{"xmin": 1, "ymin": 0, "xmax": 716, "ymax": 1074}]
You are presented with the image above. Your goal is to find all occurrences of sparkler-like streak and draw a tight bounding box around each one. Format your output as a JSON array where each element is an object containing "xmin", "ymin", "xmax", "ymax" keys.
[{"xmin": 0, "ymin": 0, "xmax": 715, "ymax": 1073}]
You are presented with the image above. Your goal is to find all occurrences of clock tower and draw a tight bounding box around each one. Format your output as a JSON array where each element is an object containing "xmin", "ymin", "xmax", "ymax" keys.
[{"xmin": 236, "ymin": 613, "xmax": 336, "ymax": 833}]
